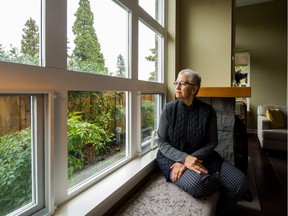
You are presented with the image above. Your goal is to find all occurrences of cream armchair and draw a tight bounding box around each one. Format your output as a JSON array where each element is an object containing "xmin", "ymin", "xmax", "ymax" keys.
[{"xmin": 257, "ymin": 104, "xmax": 287, "ymax": 152}]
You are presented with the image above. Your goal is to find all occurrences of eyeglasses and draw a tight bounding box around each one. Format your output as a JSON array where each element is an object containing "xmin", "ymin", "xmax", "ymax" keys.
[{"xmin": 173, "ymin": 81, "xmax": 195, "ymax": 87}]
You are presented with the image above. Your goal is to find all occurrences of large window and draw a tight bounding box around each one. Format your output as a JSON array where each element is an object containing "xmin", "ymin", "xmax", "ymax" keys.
[
  {"xmin": 0, "ymin": 94, "xmax": 45, "ymax": 215},
  {"xmin": 0, "ymin": 0, "xmax": 41, "ymax": 65},
  {"xmin": 0, "ymin": 0, "xmax": 166, "ymax": 215}
]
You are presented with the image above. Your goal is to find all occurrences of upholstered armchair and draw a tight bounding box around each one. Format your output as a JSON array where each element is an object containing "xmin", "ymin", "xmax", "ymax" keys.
[{"xmin": 257, "ymin": 104, "xmax": 287, "ymax": 152}]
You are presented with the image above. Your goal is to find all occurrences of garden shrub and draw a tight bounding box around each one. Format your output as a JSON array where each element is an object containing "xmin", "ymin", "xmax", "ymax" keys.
[
  {"xmin": 0, "ymin": 128, "xmax": 32, "ymax": 216},
  {"xmin": 67, "ymin": 112, "xmax": 113, "ymax": 178},
  {"xmin": 141, "ymin": 100, "xmax": 154, "ymax": 128}
]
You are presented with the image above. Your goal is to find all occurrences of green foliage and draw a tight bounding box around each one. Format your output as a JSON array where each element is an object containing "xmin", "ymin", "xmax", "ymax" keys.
[
  {"xmin": 21, "ymin": 17, "xmax": 39, "ymax": 58},
  {"xmin": 145, "ymin": 48, "xmax": 157, "ymax": 81},
  {"xmin": 67, "ymin": 110, "xmax": 114, "ymax": 178},
  {"xmin": 0, "ymin": 109, "xmax": 116, "ymax": 213},
  {"xmin": 145, "ymin": 48, "xmax": 156, "ymax": 62},
  {"xmin": 67, "ymin": 91, "xmax": 127, "ymax": 177},
  {"xmin": 68, "ymin": 59, "xmax": 108, "ymax": 75},
  {"xmin": 0, "ymin": 128, "xmax": 32, "ymax": 216},
  {"xmin": 141, "ymin": 100, "xmax": 154, "ymax": 128},
  {"xmin": 69, "ymin": 0, "xmax": 108, "ymax": 74},
  {"xmin": 114, "ymin": 104, "xmax": 125, "ymax": 120},
  {"xmin": 0, "ymin": 44, "xmax": 39, "ymax": 66},
  {"xmin": 116, "ymin": 54, "xmax": 126, "ymax": 77},
  {"xmin": 0, "ymin": 44, "xmax": 9, "ymax": 62},
  {"xmin": 0, "ymin": 17, "xmax": 40, "ymax": 66},
  {"xmin": 68, "ymin": 91, "xmax": 119, "ymax": 133}
]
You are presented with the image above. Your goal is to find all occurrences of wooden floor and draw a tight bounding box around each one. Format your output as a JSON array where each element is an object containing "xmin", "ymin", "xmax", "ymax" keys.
[{"xmin": 235, "ymin": 134, "xmax": 287, "ymax": 216}]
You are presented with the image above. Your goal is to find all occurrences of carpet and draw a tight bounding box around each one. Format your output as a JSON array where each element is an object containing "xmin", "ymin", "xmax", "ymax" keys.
[
  {"xmin": 115, "ymin": 158, "xmax": 260, "ymax": 215},
  {"xmin": 115, "ymin": 170, "xmax": 220, "ymax": 216}
]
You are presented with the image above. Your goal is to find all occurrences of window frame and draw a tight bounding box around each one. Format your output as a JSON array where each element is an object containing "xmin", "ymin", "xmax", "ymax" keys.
[
  {"xmin": 0, "ymin": 92, "xmax": 54, "ymax": 216},
  {"xmin": 140, "ymin": 93, "xmax": 164, "ymax": 155},
  {"xmin": 66, "ymin": 90, "xmax": 131, "ymax": 194},
  {"xmin": 0, "ymin": 0, "xmax": 167, "ymax": 214}
]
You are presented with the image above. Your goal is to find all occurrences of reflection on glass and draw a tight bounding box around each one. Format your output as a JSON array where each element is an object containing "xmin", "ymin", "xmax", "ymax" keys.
[
  {"xmin": 67, "ymin": 0, "xmax": 129, "ymax": 77},
  {"xmin": 67, "ymin": 91, "xmax": 127, "ymax": 188},
  {"xmin": 141, "ymin": 94, "xmax": 160, "ymax": 150},
  {"xmin": 138, "ymin": 21, "xmax": 162, "ymax": 82},
  {"xmin": 0, "ymin": 96, "xmax": 33, "ymax": 215}
]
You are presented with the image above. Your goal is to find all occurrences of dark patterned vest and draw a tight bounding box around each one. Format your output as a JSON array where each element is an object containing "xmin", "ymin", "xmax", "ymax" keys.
[{"xmin": 156, "ymin": 99, "xmax": 215, "ymax": 180}]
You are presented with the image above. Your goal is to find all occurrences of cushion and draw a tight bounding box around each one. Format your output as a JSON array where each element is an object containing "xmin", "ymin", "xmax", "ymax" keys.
[{"xmin": 266, "ymin": 108, "xmax": 285, "ymax": 129}]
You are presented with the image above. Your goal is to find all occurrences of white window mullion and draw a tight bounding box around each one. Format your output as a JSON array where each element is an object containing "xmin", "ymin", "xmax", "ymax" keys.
[
  {"xmin": 44, "ymin": 0, "xmax": 67, "ymax": 69},
  {"xmin": 54, "ymin": 90, "xmax": 69, "ymax": 205},
  {"xmin": 130, "ymin": 91, "xmax": 142, "ymax": 156},
  {"xmin": 32, "ymin": 94, "xmax": 45, "ymax": 215},
  {"xmin": 44, "ymin": 93, "xmax": 56, "ymax": 214},
  {"xmin": 130, "ymin": 9, "xmax": 139, "ymax": 80}
]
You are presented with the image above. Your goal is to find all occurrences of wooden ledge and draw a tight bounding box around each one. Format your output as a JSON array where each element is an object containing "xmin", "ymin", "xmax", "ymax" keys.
[{"xmin": 198, "ymin": 87, "xmax": 251, "ymax": 98}]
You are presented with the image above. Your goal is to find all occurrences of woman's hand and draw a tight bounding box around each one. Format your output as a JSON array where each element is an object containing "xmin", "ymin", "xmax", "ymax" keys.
[
  {"xmin": 170, "ymin": 162, "xmax": 187, "ymax": 182},
  {"xmin": 184, "ymin": 155, "xmax": 208, "ymax": 174}
]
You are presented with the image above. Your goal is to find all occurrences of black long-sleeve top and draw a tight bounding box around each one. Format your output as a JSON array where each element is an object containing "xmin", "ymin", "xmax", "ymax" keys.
[{"xmin": 156, "ymin": 98, "xmax": 218, "ymax": 180}]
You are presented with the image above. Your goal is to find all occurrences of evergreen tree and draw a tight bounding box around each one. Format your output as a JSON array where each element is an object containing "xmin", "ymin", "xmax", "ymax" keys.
[
  {"xmin": 21, "ymin": 18, "xmax": 39, "ymax": 58},
  {"xmin": 70, "ymin": 0, "xmax": 107, "ymax": 74},
  {"xmin": 116, "ymin": 54, "xmax": 126, "ymax": 77}
]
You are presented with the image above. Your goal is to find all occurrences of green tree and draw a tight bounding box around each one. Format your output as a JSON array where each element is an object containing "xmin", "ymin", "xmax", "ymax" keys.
[
  {"xmin": 69, "ymin": 0, "xmax": 107, "ymax": 74},
  {"xmin": 116, "ymin": 54, "xmax": 126, "ymax": 77},
  {"xmin": 21, "ymin": 18, "xmax": 39, "ymax": 58},
  {"xmin": 0, "ymin": 18, "xmax": 39, "ymax": 65}
]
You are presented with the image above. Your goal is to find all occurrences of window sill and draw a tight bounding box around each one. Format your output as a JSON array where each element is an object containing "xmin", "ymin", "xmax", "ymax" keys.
[{"xmin": 54, "ymin": 149, "xmax": 157, "ymax": 216}]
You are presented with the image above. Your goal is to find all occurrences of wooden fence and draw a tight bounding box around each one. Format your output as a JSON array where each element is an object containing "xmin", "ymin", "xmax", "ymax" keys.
[
  {"xmin": 0, "ymin": 93, "xmax": 154, "ymax": 137},
  {"xmin": 0, "ymin": 96, "xmax": 31, "ymax": 136}
]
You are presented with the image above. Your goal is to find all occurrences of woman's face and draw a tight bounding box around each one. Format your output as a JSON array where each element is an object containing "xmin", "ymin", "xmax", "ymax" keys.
[{"xmin": 174, "ymin": 74, "xmax": 194, "ymax": 101}]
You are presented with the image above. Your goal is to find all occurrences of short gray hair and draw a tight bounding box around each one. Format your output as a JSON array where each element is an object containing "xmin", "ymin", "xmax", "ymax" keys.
[{"xmin": 178, "ymin": 69, "xmax": 201, "ymax": 86}]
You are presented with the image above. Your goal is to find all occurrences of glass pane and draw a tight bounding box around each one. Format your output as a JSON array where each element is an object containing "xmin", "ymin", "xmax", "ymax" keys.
[
  {"xmin": 0, "ymin": 96, "xmax": 33, "ymax": 215},
  {"xmin": 138, "ymin": 21, "xmax": 162, "ymax": 82},
  {"xmin": 68, "ymin": 91, "xmax": 128, "ymax": 188},
  {"xmin": 67, "ymin": 0, "xmax": 129, "ymax": 77},
  {"xmin": 141, "ymin": 94, "xmax": 160, "ymax": 150},
  {"xmin": 0, "ymin": 0, "xmax": 41, "ymax": 65},
  {"xmin": 139, "ymin": 0, "xmax": 164, "ymax": 25}
]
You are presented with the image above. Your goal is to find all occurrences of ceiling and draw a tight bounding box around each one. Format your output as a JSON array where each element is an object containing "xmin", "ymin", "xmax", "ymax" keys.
[{"xmin": 236, "ymin": 0, "xmax": 274, "ymax": 7}]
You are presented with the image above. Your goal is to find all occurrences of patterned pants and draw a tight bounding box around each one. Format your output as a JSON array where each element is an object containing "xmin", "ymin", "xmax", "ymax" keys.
[{"xmin": 170, "ymin": 160, "xmax": 248, "ymax": 215}]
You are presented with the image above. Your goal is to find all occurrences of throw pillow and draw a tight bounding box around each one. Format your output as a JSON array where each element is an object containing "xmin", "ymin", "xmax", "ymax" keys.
[{"xmin": 266, "ymin": 108, "xmax": 285, "ymax": 129}]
